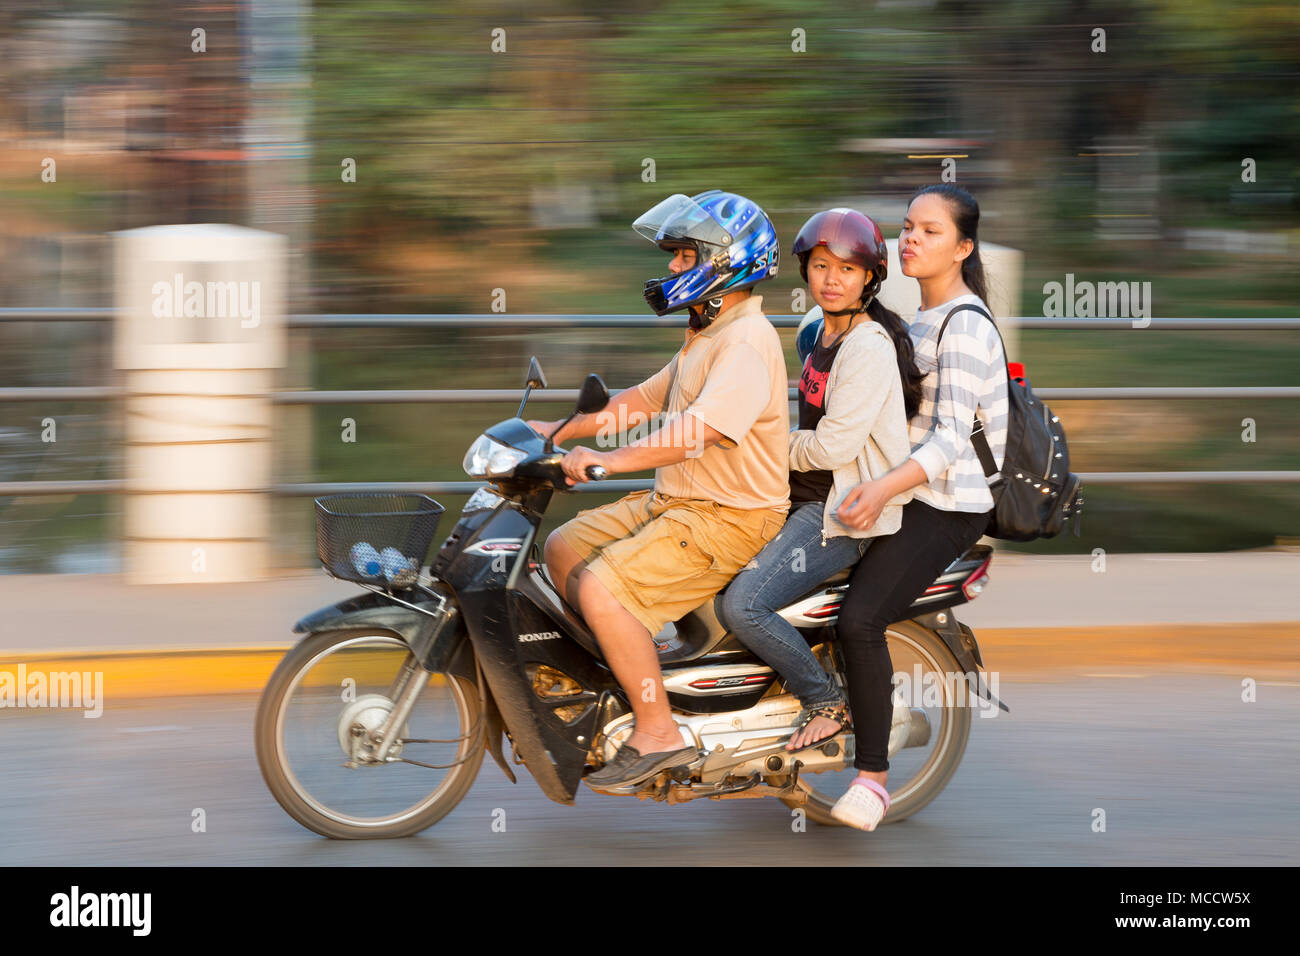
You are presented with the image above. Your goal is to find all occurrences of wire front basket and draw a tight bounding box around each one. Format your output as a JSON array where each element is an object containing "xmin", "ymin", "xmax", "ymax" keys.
[{"xmin": 315, "ymin": 494, "xmax": 445, "ymax": 590}]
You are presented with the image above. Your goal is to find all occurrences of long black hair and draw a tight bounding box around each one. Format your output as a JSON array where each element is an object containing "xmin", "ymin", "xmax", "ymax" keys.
[
  {"xmin": 909, "ymin": 183, "xmax": 991, "ymax": 315},
  {"xmin": 859, "ymin": 296, "xmax": 926, "ymax": 421}
]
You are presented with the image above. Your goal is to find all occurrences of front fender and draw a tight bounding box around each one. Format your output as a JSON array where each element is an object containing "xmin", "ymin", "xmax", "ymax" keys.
[{"xmin": 292, "ymin": 587, "xmax": 475, "ymax": 682}]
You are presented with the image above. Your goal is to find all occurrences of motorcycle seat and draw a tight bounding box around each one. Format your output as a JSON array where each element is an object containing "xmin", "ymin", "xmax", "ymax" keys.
[
  {"xmin": 818, "ymin": 566, "xmax": 852, "ymax": 587},
  {"xmin": 659, "ymin": 542, "xmax": 989, "ymax": 666}
]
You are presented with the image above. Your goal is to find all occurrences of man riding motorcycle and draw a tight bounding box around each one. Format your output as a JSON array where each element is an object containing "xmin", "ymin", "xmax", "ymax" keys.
[{"xmin": 526, "ymin": 189, "xmax": 791, "ymax": 789}]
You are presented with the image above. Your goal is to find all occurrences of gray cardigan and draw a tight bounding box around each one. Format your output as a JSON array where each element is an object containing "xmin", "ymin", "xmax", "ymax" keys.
[{"xmin": 789, "ymin": 310, "xmax": 915, "ymax": 539}]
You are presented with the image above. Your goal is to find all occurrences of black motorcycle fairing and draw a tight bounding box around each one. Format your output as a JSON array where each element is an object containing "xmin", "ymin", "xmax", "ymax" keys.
[
  {"xmin": 514, "ymin": 565, "xmax": 605, "ymax": 660},
  {"xmin": 428, "ymin": 500, "xmax": 502, "ymax": 578},
  {"xmin": 506, "ymin": 588, "xmax": 619, "ymax": 729},
  {"xmin": 290, "ymin": 589, "xmax": 476, "ymax": 683},
  {"xmin": 481, "ymin": 680, "xmax": 517, "ymax": 785},
  {"xmin": 437, "ymin": 500, "xmax": 620, "ymax": 805},
  {"xmin": 485, "ymin": 416, "xmax": 546, "ymax": 451},
  {"xmin": 453, "ymin": 594, "xmax": 601, "ymax": 804},
  {"xmin": 435, "ymin": 492, "xmax": 610, "ymax": 665}
]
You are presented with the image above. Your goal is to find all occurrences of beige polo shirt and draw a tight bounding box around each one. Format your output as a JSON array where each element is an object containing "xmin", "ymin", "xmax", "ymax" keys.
[{"xmin": 635, "ymin": 294, "xmax": 791, "ymax": 512}]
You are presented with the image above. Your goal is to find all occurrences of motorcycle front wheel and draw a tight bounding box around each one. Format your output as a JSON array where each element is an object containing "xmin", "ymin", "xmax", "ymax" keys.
[{"xmin": 255, "ymin": 629, "xmax": 484, "ymax": 839}]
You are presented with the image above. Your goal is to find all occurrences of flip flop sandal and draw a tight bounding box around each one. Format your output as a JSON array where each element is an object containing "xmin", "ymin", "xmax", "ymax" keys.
[
  {"xmin": 786, "ymin": 700, "xmax": 852, "ymax": 754},
  {"xmin": 584, "ymin": 742, "xmax": 697, "ymax": 790},
  {"xmin": 830, "ymin": 777, "xmax": 891, "ymax": 831}
]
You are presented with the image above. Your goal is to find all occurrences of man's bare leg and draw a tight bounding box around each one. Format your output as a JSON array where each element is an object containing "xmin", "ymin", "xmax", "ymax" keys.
[
  {"xmin": 575, "ymin": 568, "xmax": 682, "ymax": 754},
  {"xmin": 543, "ymin": 532, "xmax": 586, "ymax": 608}
]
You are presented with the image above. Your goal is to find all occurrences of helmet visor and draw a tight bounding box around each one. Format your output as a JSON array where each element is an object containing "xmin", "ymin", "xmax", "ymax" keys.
[
  {"xmin": 633, "ymin": 194, "xmax": 733, "ymax": 248},
  {"xmin": 795, "ymin": 208, "xmax": 883, "ymax": 269}
]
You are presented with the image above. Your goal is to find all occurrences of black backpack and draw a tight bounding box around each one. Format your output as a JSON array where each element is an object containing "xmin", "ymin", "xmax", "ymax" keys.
[{"xmin": 936, "ymin": 304, "xmax": 1084, "ymax": 541}]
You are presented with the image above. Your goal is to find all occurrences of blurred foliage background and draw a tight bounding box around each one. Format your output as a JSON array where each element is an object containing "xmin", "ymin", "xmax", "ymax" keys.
[{"xmin": 0, "ymin": 0, "xmax": 1297, "ymax": 572}]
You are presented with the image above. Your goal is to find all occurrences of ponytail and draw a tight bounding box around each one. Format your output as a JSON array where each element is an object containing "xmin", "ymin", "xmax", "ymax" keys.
[
  {"xmin": 960, "ymin": 239, "xmax": 989, "ymax": 311},
  {"xmin": 865, "ymin": 298, "xmax": 925, "ymax": 420}
]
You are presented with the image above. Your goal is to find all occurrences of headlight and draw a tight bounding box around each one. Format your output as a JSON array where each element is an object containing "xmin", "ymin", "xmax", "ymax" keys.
[{"xmin": 463, "ymin": 434, "xmax": 528, "ymax": 478}]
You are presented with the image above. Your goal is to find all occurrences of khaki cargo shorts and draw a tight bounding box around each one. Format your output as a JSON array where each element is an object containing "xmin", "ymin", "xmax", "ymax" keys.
[{"xmin": 555, "ymin": 489, "xmax": 786, "ymax": 637}]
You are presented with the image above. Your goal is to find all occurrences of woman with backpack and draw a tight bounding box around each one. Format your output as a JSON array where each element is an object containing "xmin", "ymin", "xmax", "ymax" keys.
[
  {"xmin": 715, "ymin": 206, "xmax": 924, "ymax": 801},
  {"xmin": 826, "ymin": 183, "xmax": 1009, "ymax": 831}
]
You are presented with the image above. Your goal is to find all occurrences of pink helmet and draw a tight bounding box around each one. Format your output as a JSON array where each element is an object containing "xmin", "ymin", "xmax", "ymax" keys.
[{"xmin": 792, "ymin": 207, "xmax": 888, "ymax": 306}]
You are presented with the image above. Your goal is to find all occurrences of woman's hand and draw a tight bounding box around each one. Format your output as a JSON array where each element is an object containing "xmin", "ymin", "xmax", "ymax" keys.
[
  {"xmin": 837, "ymin": 480, "xmax": 889, "ymax": 532},
  {"xmin": 559, "ymin": 446, "xmax": 609, "ymax": 486}
]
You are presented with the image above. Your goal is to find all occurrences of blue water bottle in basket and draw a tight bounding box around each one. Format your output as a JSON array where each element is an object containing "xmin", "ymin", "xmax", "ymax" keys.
[
  {"xmin": 317, "ymin": 493, "xmax": 444, "ymax": 585},
  {"xmin": 349, "ymin": 542, "xmax": 382, "ymax": 578},
  {"xmin": 379, "ymin": 546, "xmax": 420, "ymax": 588}
]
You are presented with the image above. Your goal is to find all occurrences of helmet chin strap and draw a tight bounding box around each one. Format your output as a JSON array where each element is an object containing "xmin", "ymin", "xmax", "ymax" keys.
[
  {"xmin": 822, "ymin": 292, "xmax": 874, "ymax": 318},
  {"xmin": 689, "ymin": 297, "xmax": 725, "ymax": 330}
]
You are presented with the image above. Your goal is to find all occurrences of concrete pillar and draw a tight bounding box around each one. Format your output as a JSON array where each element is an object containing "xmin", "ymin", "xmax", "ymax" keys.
[
  {"xmin": 879, "ymin": 238, "xmax": 1023, "ymax": 359},
  {"xmin": 113, "ymin": 224, "xmax": 286, "ymax": 583}
]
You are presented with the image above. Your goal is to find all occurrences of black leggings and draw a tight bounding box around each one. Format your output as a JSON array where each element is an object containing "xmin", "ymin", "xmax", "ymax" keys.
[{"xmin": 837, "ymin": 499, "xmax": 991, "ymax": 772}]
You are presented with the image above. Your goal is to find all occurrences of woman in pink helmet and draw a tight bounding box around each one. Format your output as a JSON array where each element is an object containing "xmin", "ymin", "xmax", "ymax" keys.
[
  {"xmin": 831, "ymin": 184, "xmax": 1008, "ymax": 830},
  {"xmin": 717, "ymin": 207, "xmax": 923, "ymax": 827}
]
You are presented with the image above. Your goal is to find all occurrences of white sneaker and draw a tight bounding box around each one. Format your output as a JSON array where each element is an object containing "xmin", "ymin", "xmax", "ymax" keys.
[{"xmin": 830, "ymin": 778, "xmax": 890, "ymax": 831}]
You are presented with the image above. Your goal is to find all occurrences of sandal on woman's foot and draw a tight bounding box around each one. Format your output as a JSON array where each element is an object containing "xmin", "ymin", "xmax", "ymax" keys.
[
  {"xmin": 786, "ymin": 701, "xmax": 851, "ymax": 753},
  {"xmin": 831, "ymin": 778, "xmax": 890, "ymax": 831}
]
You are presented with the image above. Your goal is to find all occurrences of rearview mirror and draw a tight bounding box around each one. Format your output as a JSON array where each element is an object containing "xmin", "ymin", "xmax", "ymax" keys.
[
  {"xmin": 576, "ymin": 374, "xmax": 609, "ymax": 414},
  {"xmin": 525, "ymin": 356, "xmax": 548, "ymax": 391},
  {"xmin": 543, "ymin": 373, "xmax": 610, "ymax": 453}
]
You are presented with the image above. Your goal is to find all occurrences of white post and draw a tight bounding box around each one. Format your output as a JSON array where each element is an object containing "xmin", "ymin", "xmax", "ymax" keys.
[
  {"xmin": 879, "ymin": 238, "xmax": 1023, "ymax": 358},
  {"xmin": 113, "ymin": 224, "xmax": 286, "ymax": 583}
]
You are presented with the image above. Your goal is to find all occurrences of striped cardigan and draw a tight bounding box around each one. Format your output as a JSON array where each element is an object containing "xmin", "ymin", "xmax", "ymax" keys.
[{"xmin": 906, "ymin": 294, "xmax": 1009, "ymax": 513}]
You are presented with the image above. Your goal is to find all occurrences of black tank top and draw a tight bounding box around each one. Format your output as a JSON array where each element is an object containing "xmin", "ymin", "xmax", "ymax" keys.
[{"xmin": 788, "ymin": 331, "xmax": 844, "ymax": 504}]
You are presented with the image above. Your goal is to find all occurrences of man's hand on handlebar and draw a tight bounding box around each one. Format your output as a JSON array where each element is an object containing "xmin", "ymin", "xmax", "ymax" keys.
[{"xmin": 559, "ymin": 446, "xmax": 609, "ymax": 486}]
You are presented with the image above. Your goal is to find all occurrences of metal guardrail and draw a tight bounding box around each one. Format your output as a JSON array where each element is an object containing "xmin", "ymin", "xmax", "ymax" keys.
[
  {"xmin": 3, "ymin": 309, "xmax": 1298, "ymax": 494},
  {"xmin": 4, "ymin": 307, "xmax": 1300, "ymax": 330},
  {"xmin": 6, "ymin": 386, "xmax": 1300, "ymax": 403},
  {"xmin": 268, "ymin": 385, "xmax": 1300, "ymax": 403},
  {"xmin": 4, "ymin": 473, "xmax": 1300, "ymax": 498},
  {"xmin": 0, "ymin": 387, "xmax": 121, "ymax": 402}
]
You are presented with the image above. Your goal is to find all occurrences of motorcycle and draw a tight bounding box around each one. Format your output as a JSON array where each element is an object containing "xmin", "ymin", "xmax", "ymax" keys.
[{"xmin": 255, "ymin": 358, "xmax": 1007, "ymax": 838}]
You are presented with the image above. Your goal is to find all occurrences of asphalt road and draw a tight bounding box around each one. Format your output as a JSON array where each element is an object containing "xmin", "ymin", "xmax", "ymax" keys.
[{"xmin": 2, "ymin": 673, "xmax": 1295, "ymax": 866}]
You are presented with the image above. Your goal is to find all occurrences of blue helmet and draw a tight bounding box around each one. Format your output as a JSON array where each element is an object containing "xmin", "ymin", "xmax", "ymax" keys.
[
  {"xmin": 795, "ymin": 307, "xmax": 824, "ymax": 366},
  {"xmin": 633, "ymin": 189, "xmax": 779, "ymax": 318}
]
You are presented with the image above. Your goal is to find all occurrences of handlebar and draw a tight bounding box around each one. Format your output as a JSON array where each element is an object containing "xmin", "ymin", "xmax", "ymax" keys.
[{"xmin": 585, "ymin": 465, "xmax": 607, "ymax": 482}]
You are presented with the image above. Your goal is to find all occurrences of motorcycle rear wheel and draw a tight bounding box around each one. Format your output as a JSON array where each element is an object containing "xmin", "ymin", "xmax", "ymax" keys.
[
  {"xmin": 255, "ymin": 629, "xmax": 484, "ymax": 839},
  {"xmin": 781, "ymin": 620, "xmax": 972, "ymax": 827}
]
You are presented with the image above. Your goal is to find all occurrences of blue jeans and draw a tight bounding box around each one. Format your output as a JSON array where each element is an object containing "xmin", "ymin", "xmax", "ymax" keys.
[{"xmin": 715, "ymin": 501, "xmax": 869, "ymax": 710}]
